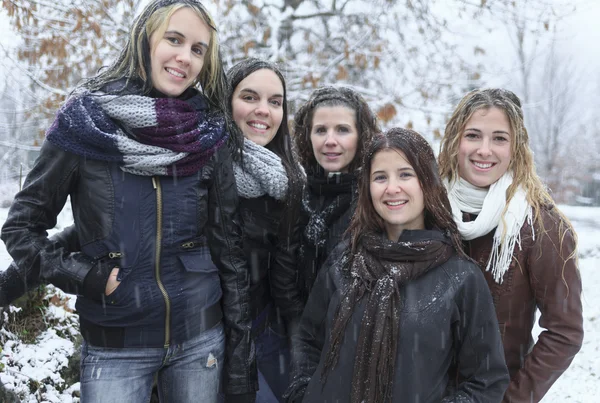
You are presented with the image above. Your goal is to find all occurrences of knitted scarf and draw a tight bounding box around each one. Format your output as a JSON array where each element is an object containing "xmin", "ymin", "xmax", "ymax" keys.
[
  {"xmin": 300, "ymin": 171, "xmax": 355, "ymax": 296},
  {"xmin": 45, "ymin": 90, "xmax": 227, "ymax": 176},
  {"xmin": 445, "ymin": 174, "xmax": 534, "ymax": 283},
  {"xmin": 233, "ymin": 138, "xmax": 288, "ymax": 200},
  {"xmin": 322, "ymin": 230, "xmax": 454, "ymax": 403},
  {"xmin": 303, "ymin": 171, "xmax": 355, "ymax": 248}
]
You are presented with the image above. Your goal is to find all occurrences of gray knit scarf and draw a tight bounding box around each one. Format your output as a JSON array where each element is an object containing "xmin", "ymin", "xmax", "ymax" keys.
[{"xmin": 233, "ymin": 138, "xmax": 288, "ymax": 200}]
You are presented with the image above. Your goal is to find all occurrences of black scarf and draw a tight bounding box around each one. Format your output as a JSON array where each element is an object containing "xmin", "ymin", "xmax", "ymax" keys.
[
  {"xmin": 322, "ymin": 229, "xmax": 455, "ymax": 403},
  {"xmin": 300, "ymin": 170, "xmax": 356, "ymax": 296}
]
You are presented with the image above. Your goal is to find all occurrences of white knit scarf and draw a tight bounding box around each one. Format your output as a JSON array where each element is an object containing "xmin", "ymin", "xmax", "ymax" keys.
[
  {"xmin": 233, "ymin": 138, "xmax": 288, "ymax": 200},
  {"xmin": 445, "ymin": 173, "xmax": 534, "ymax": 283}
]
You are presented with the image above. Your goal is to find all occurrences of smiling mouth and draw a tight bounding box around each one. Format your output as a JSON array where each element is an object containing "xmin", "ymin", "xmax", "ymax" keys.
[
  {"xmin": 248, "ymin": 122, "xmax": 269, "ymax": 130},
  {"xmin": 384, "ymin": 200, "xmax": 407, "ymax": 207},
  {"xmin": 166, "ymin": 68, "xmax": 186, "ymax": 78},
  {"xmin": 472, "ymin": 161, "xmax": 495, "ymax": 169}
]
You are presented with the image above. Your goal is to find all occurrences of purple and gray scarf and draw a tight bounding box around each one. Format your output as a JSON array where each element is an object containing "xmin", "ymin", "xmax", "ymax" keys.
[{"xmin": 45, "ymin": 90, "xmax": 228, "ymax": 176}]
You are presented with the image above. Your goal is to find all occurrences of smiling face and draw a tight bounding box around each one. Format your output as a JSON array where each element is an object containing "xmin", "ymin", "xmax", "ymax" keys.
[
  {"xmin": 149, "ymin": 7, "xmax": 211, "ymax": 97},
  {"xmin": 310, "ymin": 106, "xmax": 359, "ymax": 174},
  {"xmin": 231, "ymin": 69, "xmax": 284, "ymax": 146},
  {"xmin": 370, "ymin": 148, "xmax": 425, "ymax": 241},
  {"xmin": 458, "ymin": 107, "xmax": 512, "ymax": 188}
]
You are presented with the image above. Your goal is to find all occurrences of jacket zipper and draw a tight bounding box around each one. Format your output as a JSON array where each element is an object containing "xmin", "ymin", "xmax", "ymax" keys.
[{"xmin": 153, "ymin": 176, "xmax": 171, "ymax": 348}]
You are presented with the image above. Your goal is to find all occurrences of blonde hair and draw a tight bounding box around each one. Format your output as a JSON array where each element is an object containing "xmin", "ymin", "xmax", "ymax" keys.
[
  {"xmin": 438, "ymin": 88, "xmax": 578, "ymax": 284},
  {"xmin": 81, "ymin": 0, "xmax": 227, "ymax": 109}
]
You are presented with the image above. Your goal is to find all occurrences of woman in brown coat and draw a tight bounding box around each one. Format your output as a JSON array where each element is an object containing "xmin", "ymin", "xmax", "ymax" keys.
[{"xmin": 438, "ymin": 88, "xmax": 583, "ymax": 403}]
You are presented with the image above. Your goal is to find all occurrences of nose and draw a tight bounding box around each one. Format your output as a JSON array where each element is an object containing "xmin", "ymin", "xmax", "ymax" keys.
[
  {"xmin": 324, "ymin": 131, "xmax": 338, "ymax": 147},
  {"xmin": 477, "ymin": 137, "xmax": 492, "ymax": 157},
  {"xmin": 385, "ymin": 177, "xmax": 402, "ymax": 195},
  {"xmin": 254, "ymin": 100, "xmax": 270, "ymax": 117},
  {"xmin": 175, "ymin": 48, "xmax": 191, "ymax": 65}
]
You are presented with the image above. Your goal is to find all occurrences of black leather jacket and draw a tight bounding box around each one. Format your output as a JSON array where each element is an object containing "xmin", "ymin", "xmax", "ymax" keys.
[
  {"xmin": 1, "ymin": 135, "xmax": 257, "ymax": 396},
  {"xmin": 239, "ymin": 196, "xmax": 304, "ymax": 332},
  {"xmin": 286, "ymin": 232, "xmax": 509, "ymax": 403}
]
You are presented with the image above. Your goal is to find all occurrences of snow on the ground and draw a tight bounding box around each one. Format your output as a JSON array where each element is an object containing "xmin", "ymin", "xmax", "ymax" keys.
[{"xmin": 0, "ymin": 201, "xmax": 598, "ymax": 402}]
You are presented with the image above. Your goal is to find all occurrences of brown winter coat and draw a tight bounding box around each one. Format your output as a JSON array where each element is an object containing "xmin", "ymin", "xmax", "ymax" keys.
[{"xmin": 464, "ymin": 205, "xmax": 583, "ymax": 403}]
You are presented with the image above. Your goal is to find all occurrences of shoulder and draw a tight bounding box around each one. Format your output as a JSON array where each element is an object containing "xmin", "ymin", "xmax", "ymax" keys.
[
  {"xmin": 438, "ymin": 255, "xmax": 486, "ymax": 289},
  {"xmin": 530, "ymin": 204, "xmax": 576, "ymax": 246}
]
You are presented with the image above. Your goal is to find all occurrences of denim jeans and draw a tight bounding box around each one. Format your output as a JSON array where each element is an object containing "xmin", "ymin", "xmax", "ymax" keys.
[
  {"xmin": 255, "ymin": 319, "xmax": 290, "ymax": 403},
  {"xmin": 80, "ymin": 323, "xmax": 224, "ymax": 403}
]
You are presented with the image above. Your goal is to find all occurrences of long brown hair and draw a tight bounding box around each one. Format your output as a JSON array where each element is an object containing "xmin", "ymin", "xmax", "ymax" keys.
[
  {"xmin": 226, "ymin": 58, "xmax": 304, "ymax": 236},
  {"xmin": 293, "ymin": 86, "xmax": 379, "ymax": 174},
  {"xmin": 348, "ymin": 127, "xmax": 465, "ymax": 257}
]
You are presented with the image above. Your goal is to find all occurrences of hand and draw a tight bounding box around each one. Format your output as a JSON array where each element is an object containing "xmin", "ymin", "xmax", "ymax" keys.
[{"xmin": 104, "ymin": 268, "xmax": 121, "ymax": 296}]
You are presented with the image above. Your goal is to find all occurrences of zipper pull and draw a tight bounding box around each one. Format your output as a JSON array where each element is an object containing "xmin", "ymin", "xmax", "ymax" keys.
[
  {"xmin": 108, "ymin": 252, "xmax": 123, "ymax": 259},
  {"xmin": 181, "ymin": 242, "xmax": 195, "ymax": 249},
  {"xmin": 152, "ymin": 177, "xmax": 158, "ymax": 189}
]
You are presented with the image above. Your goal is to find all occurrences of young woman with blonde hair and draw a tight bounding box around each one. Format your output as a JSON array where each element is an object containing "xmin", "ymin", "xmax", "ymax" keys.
[
  {"xmin": 438, "ymin": 88, "xmax": 583, "ymax": 402},
  {"xmin": 1, "ymin": 1, "xmax": 256, "ymax": 401}
]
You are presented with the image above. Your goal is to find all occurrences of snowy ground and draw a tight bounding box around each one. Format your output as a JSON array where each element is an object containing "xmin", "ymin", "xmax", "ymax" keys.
[{"xmin": 0, "ymin": 201, "xmax": 598, "ymax": 402}]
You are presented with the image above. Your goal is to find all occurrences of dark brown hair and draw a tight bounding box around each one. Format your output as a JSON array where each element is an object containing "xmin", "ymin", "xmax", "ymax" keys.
[
  {"xmin": 348, "ymin": 127, "xmax": 465, "ymax": 257},
  {"xmin": 293, "ymin": 86, "xmax": 380, "ymax": 174},
  {"xmin": 226, "ymin": 58, "xmax": 304, "ymax": 235}
]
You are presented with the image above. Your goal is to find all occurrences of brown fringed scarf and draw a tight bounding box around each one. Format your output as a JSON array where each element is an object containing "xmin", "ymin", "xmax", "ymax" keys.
[{"xmin": 322, "ymin": 230, "xmax": 454, "ymax": 403}]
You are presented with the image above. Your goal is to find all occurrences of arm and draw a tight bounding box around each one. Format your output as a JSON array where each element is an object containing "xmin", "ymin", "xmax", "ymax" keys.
[
  {"xmin": 284, "ymin": 252, "xmax": 338, "ymax": 403},
  {"xmin": 0, "ymin": 225, "xmax": 80, "ymax": 306},
  {"xmin": 1, "ymin": 142, "xmax": 109, "ymax": 301},
  {"xmin": 443, "ymin": 260, "xmax": 509, "ymax": 403},
  {"xmin": 504, "ymin": 210, "xmax": 583, "ymax": 402},
  {"xmin": 204, "ymin": 146, "xmax": 257, "ymax": 400}
]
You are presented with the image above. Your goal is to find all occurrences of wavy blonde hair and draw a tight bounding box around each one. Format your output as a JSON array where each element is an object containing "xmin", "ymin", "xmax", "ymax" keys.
[{"xmin": 438, "ymin": 88, "xmax": 578, "ymax": 288}]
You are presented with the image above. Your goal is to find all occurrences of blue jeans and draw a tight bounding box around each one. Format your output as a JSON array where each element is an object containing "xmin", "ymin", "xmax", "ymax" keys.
[
  {"xmin": 80, "ymin": 323, "xmax": 225, "ymax": 403},
  {"xmin": 255, "ymin": 320, "xmax": 290, "ymax": 403}
]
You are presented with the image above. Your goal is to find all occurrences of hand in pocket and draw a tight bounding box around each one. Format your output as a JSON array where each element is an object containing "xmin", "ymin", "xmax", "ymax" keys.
[{"xmin": 105, "ymin": 268, "xmax": 121, "ymax": 296}]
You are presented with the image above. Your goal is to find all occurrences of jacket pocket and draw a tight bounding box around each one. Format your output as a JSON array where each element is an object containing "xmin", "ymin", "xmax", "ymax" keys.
[
  {"xmin": 178, "ymin": 249, "xmax": 218, "ymax": 274},
  {"xmin": 178, "ymin": 248, "xmax": 222, "ymax": 308},
  {"xmin": 104, "ymin": 267, "xmax": 132, "ymax": 306}
]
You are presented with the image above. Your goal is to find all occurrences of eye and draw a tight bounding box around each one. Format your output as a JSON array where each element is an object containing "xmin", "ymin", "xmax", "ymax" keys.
[
  {"xmin": 494, "ymin": 135, "xmax": 509, "ymax": 142},
  {"xmin": 464, "ymin": 132, "xmax": 479, "ymax": 139},
  {"xmin": 373, "ymin": 174, "xmax": 387, "ymax": 182},
  {"xmin": 192, "ymin": 46, "xmax": 204, "ymax": 56},
  {"xmin": 241, "ymin": 94, "xmax": 257, "ymax": 102},
  {"xmin": 399, "ymin": 171, "xmax": 414, "ymax": 179},
  {"xmin": 269, "ymin": 99, "xmax": 282, "ymax": 107},
  {"xmin": 313, "ymin": 127, "xmax": 326, "ymax": 134},
  {"xmin": 338, "ymin": 126, "xmax": 350, "ymax": 133},
  {"xmin": 166, "ymin": 36, "xmax": 181, "ymax": 45}
]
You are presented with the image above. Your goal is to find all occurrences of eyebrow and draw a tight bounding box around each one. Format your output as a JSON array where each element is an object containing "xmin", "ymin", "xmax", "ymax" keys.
[
  {"xmin": 238, "ymin": 88, "xmax": 283, "ymax": 98},
  {"xmin": 464, "ymin": 127, "xmax": 510, "ymax": 135},
  {"xmin": 165, "ymin": 30, "xmax": 209, "ymax": 49},
  {"xmin": 371, "ymin": 167, "xmax": 413, "ymax": 176}
]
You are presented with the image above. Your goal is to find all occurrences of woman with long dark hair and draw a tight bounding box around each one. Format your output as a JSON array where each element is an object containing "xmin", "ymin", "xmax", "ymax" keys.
[
  {"xmin": 226, "ymin": 58, "xmax": 304, "ymax": 402},
  {"xmin": 285, "ymin": 128, "xmax": 509, "ymax": 403}
]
